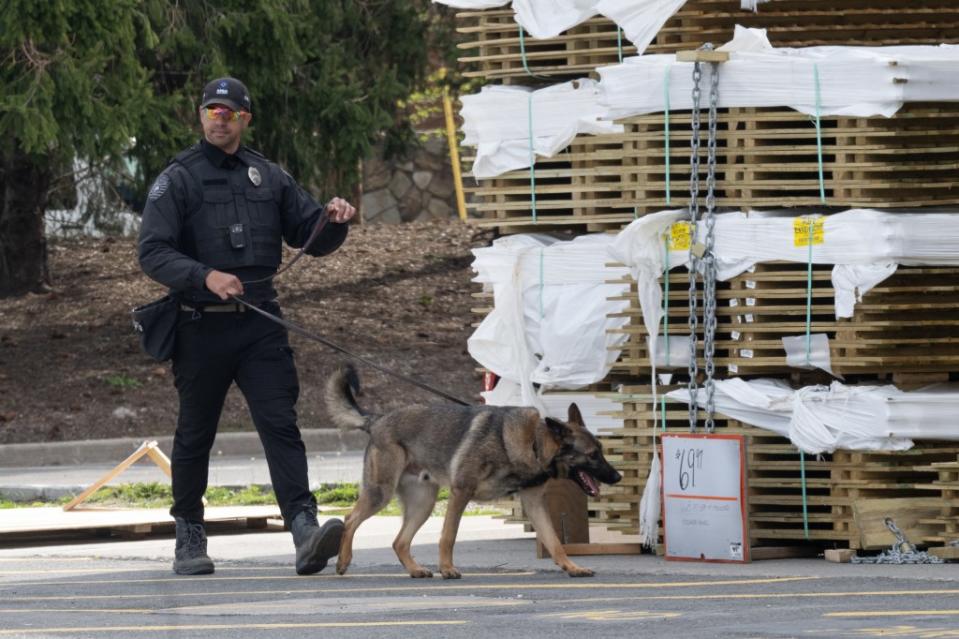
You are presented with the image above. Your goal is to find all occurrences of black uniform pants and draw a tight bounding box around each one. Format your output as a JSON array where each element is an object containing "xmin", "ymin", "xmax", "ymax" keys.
[{"xmin": 169, "ymin": 303, "xmax": 316, "ymax": 523}]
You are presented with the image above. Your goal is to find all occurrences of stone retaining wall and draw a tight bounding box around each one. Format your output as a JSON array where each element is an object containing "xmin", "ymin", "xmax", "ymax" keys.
[{"xmin": 361, "ymin": 134, "xmax": 458, "ymax": 224}]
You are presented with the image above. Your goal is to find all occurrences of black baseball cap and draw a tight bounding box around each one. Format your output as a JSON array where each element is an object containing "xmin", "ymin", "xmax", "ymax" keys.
[{"xmin": 199, "ymin": 77, "xmax": 252, "ymax": 113}]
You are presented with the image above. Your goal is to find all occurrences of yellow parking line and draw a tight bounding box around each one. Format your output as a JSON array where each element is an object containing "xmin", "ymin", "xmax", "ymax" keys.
[
  {"xmin": 0, "ymin": 621, "xmax": 468, "ymax": 635},
  {"xmin": 0, "ymin": 576, "xmax": 815, "ymax": 602},
  {"xmin": 563, "ymin": 588, "xmax": 959, "ymax": 605},
  {"xmin": 825, "ymin": 610, "xmax": 959, "ymax": 618}
]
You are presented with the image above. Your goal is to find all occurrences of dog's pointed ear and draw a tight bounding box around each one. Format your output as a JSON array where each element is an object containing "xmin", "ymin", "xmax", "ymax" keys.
[
  {"xmin": 545, "ymin": 417, "xmax": 571, "ymax": 440},
  {"xmin": 567, "ymin": 403, "xmax": 585, "ymax": 428}
]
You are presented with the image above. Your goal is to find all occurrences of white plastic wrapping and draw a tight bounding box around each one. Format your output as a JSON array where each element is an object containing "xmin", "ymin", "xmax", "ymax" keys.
[
  {"xmin": 433, "ymin": 0, "xmax": 687, "ymax": 49},
  {"xmin": 482, "ymin": 379, "xmax": 623, "ymax": 433},
  {"xmin": 468, "ymin": 233, "xmax": 631, "ymax": 410},
  {"xmin": 599, "ymin": 28, "xmax": 907, "ymax": 121},
  {"xmin": 611, "ymin": 207, "xmax": 959, "ymax": 354},
  {"xmin": 460, "ymin": 80, "xmax": 623, "ymax": 179},
  {"xmin": 461, "ymin": 28, "xmax": 959, "ymax": 178},
  {"xmin": 669, "ymin": 379, "xmax": 959, "ymax": 454}
]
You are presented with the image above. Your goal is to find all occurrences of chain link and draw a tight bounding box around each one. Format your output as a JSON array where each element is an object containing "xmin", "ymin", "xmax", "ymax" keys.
[
  {"xmin": 687, "ymin": 44, "xmax": 721, "ymax": 432},
  {"xmin": 686, "ymin": 55, "xmax": 703, "ymax": 432},
  {"xmin": 702, "ymin": 46, "xmax": 720, "ymax": 432},
  {"xmin": 851, "ymin": 518, "xmax": 943, "ymax": 564}
]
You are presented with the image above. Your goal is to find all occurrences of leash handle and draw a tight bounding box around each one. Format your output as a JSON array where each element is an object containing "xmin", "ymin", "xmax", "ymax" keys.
[{"xmin": 229, "ymin": 295, "xmax": 471, "ymax": 406}]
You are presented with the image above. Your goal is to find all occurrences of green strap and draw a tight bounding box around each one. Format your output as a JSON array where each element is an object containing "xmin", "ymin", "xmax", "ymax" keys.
[
  {"xmin": 518, "ymin": 27, "xmax": 550, "ymax": 80},
  {"xmin": 664, "ymin": 66, "xmax": 672, "ymax": 205},
  {"xmin": 799, "ymin": 450, "xmax": 810, "ymax": 539},
  {"xmin": 805, "ymin": 219, "xmax": 814, "ymax": 366},
  {"xmin": 527, "ymin": 91, "xmax": 537, "ymax": 223},
  {"xmin": 663, "ymin": 233, "xmax": 671, "ymax": 367},
  {"xmin": 617, "ymin": 26, "xmax": 624, "ymax": 63},
  {"xmin": 813, "ymin": 64, "xmax": 825, "ymax": 203}
]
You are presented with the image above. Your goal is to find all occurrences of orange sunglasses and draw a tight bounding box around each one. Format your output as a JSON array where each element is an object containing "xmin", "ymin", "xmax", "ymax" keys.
[{"xmin": 203, "ymin": 106, "xmax": 248, "ymax": 122}]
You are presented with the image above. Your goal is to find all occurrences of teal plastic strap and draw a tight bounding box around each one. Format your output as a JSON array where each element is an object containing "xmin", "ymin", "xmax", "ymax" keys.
[
  {"xmin": 813, "ymin": 64, "xmax": 825, "ymax": 203},
  {"xmin": 661, "ymin": 394, "xmax": 667, "ymax": 432},
  {"xmin": 518, "ymin": 27, "xmax": 549, "ymax": 80},
  {"xmin": 617, "ymin": 27, "xmax": 624, "ymax": 63},
  {"xmin": 527, "ymin": 92, "xmax": 537, "ymax": 223},
  {"xmin": 805, "ymin": 219, "xmax": 814, "ymax": 366},
  {"xmin": 664, "ymin": 66, "xmax": 672, "ymax": 205},
  {"xmin": 799, "ymin": 450, "xmax": 810, "ymax": 539},
  {"xmin": 663, "ymin": 234, "xmax": 671, "ymax": 367}
]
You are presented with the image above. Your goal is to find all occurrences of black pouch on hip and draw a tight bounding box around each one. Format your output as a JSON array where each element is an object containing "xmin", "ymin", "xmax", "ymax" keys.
[{"xmin": 131, "ymin": 295, "xmax": 180, "ymax": 362}]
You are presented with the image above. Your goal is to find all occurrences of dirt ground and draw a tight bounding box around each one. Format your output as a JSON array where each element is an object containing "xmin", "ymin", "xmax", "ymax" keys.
[{"xmin": 0, "ymin": 220, "xmax": 491, "ymax": 444}]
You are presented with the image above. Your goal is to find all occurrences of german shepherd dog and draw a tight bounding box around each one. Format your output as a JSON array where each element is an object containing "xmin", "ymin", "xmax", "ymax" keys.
[{"xmin": 325, "ymin": 365, "xmax": 622, "ymax": 579}]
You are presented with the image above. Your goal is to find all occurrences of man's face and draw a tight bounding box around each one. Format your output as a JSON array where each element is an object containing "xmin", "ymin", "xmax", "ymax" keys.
[{"xmin": 199, "ymin": 104, "xmax": 251, "ymax": 153}]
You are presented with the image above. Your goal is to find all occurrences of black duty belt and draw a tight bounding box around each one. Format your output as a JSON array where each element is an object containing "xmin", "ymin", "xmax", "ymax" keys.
[{"xmin": 181, "ymin": 303, "xmax": 247, "ymax": 313}]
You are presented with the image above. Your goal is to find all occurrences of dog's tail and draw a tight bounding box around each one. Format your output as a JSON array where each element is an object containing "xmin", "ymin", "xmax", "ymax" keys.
[{"xmin": 325, "ymin": 364, "xmax": 371, "ymax": 432}]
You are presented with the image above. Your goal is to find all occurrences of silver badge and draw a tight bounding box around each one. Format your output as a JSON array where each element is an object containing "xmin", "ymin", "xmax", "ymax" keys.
[{"xmin": 248, "ymin": 166, "xmax": 262, "ymax": 187}]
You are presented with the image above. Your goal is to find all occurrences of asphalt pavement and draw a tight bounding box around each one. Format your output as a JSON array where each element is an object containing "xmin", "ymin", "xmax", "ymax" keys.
[{"xmin": 2, "ymin": 434, "xmax": 959, "ymax": 637}]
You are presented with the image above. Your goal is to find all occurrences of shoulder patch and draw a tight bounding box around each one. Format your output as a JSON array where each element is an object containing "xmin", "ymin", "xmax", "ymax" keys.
[{"xmin": 148, "ymin": 173, "xmax": 171, "ymax": 201}]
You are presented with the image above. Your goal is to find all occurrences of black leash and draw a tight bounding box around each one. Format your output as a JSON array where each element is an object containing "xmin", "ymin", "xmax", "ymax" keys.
[
  {"xmin": 226, "ymin": 204, "xmax": 472, "ymax": 406},
  {"xmin": 229, "ymin": 294, "xmax": 472, "ymax": 406}
]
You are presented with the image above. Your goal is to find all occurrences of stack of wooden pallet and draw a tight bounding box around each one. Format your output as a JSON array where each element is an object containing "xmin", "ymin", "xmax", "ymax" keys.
[
  {"xmin": 456, "ymin": 1, "xmax": 959, "ymax": 552},
  {"xmin": 590, "ymin": 387, "xmax": 959, "ymax": 550},
  {"xmin": 609, "ymin": 264, "xmax": 959, "ymax": 379},
  {"xmin": 457, "ymin": 0, "xmax": 959, "ymax": 233},
  {"xmin": 456, "ymin": 0, "xmax": 959, "ymax": 83}
]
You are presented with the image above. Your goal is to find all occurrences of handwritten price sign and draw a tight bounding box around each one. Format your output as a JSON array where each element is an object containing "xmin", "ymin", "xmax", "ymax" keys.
[{"xmin": 662, "ymin": 433, "xmax": 749, "ymax": 563}]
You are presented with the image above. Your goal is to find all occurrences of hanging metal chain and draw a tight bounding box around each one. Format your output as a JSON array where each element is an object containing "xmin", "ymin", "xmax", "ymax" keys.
[
  {"xmin": 851, "ymin": 518, "xmax": 943, "ymax": 565},
  {"xmin": 686, "ymin": 54, "xmax": 703, "ymax": 433},
  {"xmin": 702, "ymin": 47, "xmax": 720, "ymax": 432}
]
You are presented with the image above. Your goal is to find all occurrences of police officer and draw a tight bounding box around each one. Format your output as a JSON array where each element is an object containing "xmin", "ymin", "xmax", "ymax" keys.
[{"xmin": 138, "ymin": 77, "xmax": 356, "ymax": 576}]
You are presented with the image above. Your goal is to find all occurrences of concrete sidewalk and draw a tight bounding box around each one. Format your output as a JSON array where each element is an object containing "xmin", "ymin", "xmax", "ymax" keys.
[
  {"xmin": 0, "ymin": 430, "xmax": 367, "ymax": 501},
  {"xmin": 0, "ymin": 451, "xmax": 365, "ymax": 501}
]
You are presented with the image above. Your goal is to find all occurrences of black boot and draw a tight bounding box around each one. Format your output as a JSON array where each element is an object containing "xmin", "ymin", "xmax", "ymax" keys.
[
  {"xmin": 173, "ymin": 517, "xmax": 215, "ymax": 575},
  {"xmin": 290, "ymin": 509, "xmax": 344, "ymax": 575}
]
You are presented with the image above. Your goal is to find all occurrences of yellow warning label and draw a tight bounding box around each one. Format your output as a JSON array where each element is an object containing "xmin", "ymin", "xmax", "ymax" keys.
[
  {"xmin": 668, "ymin": 222, "xmax": 692, "ymax": 251},
  {"xmin": 793, "ymin": 217, "xmax": 824, "ymax": 247}
]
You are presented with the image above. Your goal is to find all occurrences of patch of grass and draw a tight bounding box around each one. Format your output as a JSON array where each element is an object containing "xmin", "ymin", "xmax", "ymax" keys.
[
  {"xmin": 0, "ymin": 482, "xmax": 509, "ymax": 516},
  {"xmin": 104, "ymin": 374, "xmax": 142, "ymax": 390}
]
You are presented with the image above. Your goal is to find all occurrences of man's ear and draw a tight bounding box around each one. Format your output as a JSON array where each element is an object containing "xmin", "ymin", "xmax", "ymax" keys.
[
  {"xmin": 545, "ymin": 417, "xmax": 571, "ymax": 440},
  {"xmin": 567, "ymin": 403, "xmax": 585, "ymax": 428}
]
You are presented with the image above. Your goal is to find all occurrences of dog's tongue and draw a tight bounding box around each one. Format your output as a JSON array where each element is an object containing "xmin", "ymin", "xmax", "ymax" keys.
[{"xmin": 577, "ymin": 470, "xmax": 599, "ymax": 496}]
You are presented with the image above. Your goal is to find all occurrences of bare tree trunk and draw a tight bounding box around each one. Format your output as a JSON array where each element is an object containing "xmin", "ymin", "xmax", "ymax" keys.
[{"xmin": 0, "ymin": 146, "xmax": 52, "ymax": 297}]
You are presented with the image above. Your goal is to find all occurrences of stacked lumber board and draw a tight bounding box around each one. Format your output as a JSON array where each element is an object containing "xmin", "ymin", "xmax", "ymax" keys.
[
  {"xmin": 455, "ymin": 0, "xmax": 959, "ymax": 83},
  {"xmin": 466, "ymin": 103, "xmax": 959, "ymax": 231},
  {"xmin": 590, "ymin": 388, "xmax": 959, "ymax": 549},
  {"xmin": 459, "ymin": 3, "xmax": 959, "ymax": 551},
  {"xmin": 609, "ymin": 264, "xmax": 959, "ymax": 378}
]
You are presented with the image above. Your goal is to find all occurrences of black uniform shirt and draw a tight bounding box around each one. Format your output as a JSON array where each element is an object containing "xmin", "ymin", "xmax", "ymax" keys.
[{"xmin": 138, "ymin": 139, "xmax": 348, "ymax": 304}]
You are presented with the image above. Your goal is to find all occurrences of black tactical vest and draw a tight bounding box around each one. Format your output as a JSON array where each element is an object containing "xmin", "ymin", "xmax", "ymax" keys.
[{"xmin": 173, "ymin": 146, "xmax": 283, "ymax": 271}]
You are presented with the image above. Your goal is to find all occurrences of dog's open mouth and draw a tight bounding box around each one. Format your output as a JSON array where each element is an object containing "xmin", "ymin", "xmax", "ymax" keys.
[{"xmin": 573, "ymin": 469, "xmax": 600, "ymax": 497}]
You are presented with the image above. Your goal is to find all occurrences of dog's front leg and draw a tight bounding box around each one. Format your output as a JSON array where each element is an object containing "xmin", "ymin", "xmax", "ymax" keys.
[
  {"xmin": 520, "ymin": 486, "xmax": 594, "ymax": 577},
  {"xmin": 438, "ymin": 487, "xmax": 472, "ymax": 579}
]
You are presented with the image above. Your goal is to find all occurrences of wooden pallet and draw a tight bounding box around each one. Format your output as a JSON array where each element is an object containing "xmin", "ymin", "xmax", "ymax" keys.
[
  {"xmin": 464, "ymin": 104, "xmax": 959, "ymax": 233},
  {"xmin": 455, "ymin": 1, "xmax": 959, "ymax": 83},
  {"xmin": 609, "ymin": 263, "xmax": 959, "ymax": 378},
  {"xmin": 593, "ymin": 387, "xmax": 959, "ymax": 548},
  {"xmin": 0, "ymin": 506, "xmax": 284, "ymax": 544},
  {"xmin": 916, "ymin": 457, "xmax": 959, "ymax": 546},
  {"xmin": 463, "ymin": 132, "xmax": 634, "ymax": 233}
]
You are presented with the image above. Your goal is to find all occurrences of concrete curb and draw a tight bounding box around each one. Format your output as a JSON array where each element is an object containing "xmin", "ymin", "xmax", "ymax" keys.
[{"xmin": 0, "ymin": 429, "xmax": 368, "ymax": 468}]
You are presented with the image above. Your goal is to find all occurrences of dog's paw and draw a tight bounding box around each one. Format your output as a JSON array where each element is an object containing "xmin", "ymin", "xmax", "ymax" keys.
[
  {"xmin": 441, "ymin": 567, "xmax": 462, "ymax": 580},
  {"xmin": 409, "ymin": 568, "xmax": 433, "ymax": 579},
  {"xmin": 566, "ymin": 566, "xmax": 595, "ymax": 578},
  {"xmin": 335, "ymin": 561, "xmax": 350, "ymax": 576}
]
